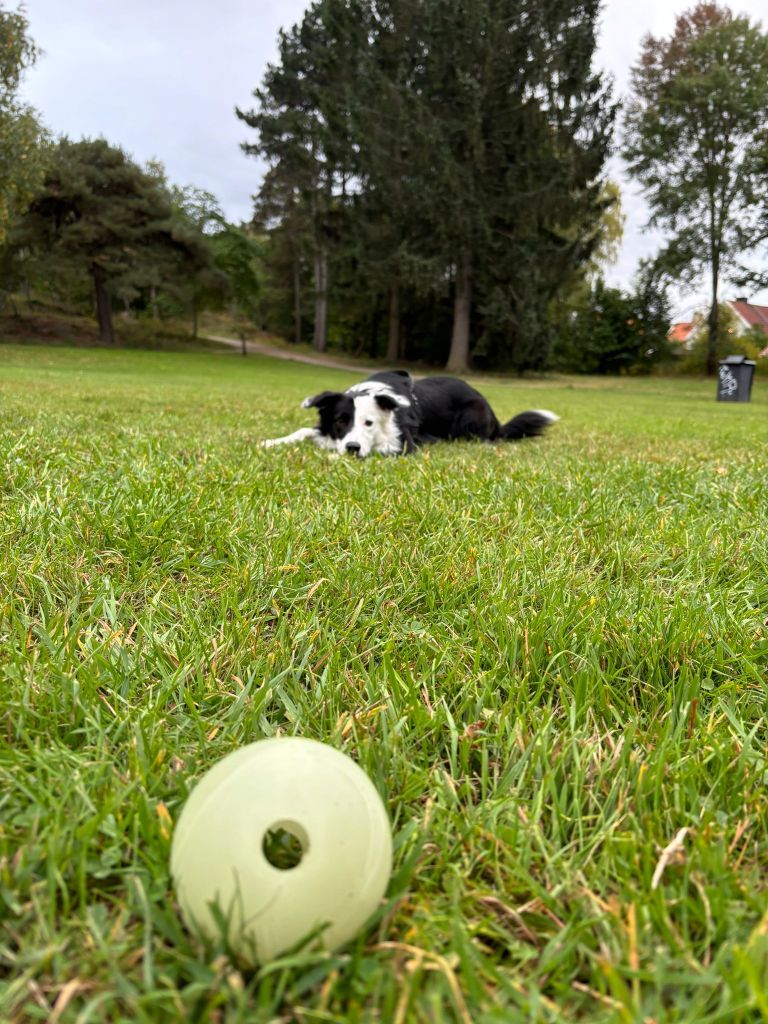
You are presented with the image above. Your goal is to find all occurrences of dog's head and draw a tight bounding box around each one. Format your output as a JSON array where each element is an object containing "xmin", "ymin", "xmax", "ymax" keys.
[{"xmin": 302, "ymin": 385, "xmax": 410, "ymax": 457}]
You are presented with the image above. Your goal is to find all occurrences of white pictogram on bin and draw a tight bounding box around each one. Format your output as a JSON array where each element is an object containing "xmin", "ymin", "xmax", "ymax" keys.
[{"xmin": 719, "ymin": 366, "xmax": 738, "ymax": 396}]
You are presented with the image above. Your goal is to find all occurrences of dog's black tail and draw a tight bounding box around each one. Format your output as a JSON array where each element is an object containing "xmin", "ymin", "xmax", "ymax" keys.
[{"xmin": 499, "ymin": 409, "xmax": 559, "ymax": 440}]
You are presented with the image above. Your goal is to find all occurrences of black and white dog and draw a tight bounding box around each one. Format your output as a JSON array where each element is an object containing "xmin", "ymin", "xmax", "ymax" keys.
[{"xmin": 261, "ymin": 371, "xmax": 558, "ymax": 457}]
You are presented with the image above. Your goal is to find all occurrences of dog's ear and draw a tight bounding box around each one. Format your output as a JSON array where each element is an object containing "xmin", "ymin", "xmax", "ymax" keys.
[
  {"xmin": 391, "ymin": 370, "xmax": 411, "ymax": 380},
  {"xmin": 374, "ymin": 393, "xmax": 408, "ymax": 411},
  {"xmin": 302, "ymin": 391, "xmax": 342, "ymax": 410}
]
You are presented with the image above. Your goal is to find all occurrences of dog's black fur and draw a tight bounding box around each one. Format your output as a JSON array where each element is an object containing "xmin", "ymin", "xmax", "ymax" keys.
[{"xmin": 302, "ymin": 370, "xmax": 557, "ymax": 455}]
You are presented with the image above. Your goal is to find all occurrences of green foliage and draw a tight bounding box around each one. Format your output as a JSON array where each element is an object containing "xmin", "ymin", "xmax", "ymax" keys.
[
  {"xmin": 555, "ymin": 276, "xmax": 672, "ymax": 374},
  {"xmin": 211, "ymin": 224, "xmax": 261, "ymax": 324},
  {"xmin": 1, "ymin": 347, "xmax": 767, "ymax": 1021},
  {"xmin": 17, "ymin": 138, "xmax": 176, "ymax": 339},
  {"xmin": 169, "ymin": 182, "xmax": 225, "ymax": 235},
  {"xmin": 239, "ymin": 0, "xmax": 367, "ymax": 353},
  {"xmin": 743, "ymin": 326, "xmax": 768, "ymax": 361},
  {"xmin": 453, "ymin": 0, "xmax": 618, "ymax": 372},
  {"xmin": 623, "ymin": 2, "xmax": 768, "ymax": 374},
  {"xmin": 241, "ymin": 0, "xmax": 616, "ymax": 371},
  {"xmin": 14, "ymin": 140, "xmax": 226, "ymax": 341},
  {"xmin": 138, "ymin": 163, "xmax": 231, "ymax": 331},
  {"xmin": 0, "ymin": 2, "xmax": 48, "ymax": 246}
]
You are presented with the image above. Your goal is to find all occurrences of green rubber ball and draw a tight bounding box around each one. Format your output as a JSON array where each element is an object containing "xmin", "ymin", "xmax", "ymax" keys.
[{"xmin": 170, "ymin": 738, "xmax": 392, "ymax": 963}]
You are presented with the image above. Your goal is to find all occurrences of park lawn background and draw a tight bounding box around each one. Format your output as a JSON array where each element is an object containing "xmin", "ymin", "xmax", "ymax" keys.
[{"xmin": 0, "ymin": 344, "xmax": 766, "ymax": 1023}]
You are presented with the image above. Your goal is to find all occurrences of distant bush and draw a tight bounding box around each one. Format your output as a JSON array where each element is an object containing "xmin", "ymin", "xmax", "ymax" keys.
[{"xmin": 553, "ymin": 278, "xmax": 672, "ymax": 375}]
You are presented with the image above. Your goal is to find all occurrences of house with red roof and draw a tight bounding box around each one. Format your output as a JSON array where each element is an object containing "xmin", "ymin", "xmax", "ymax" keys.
[
  {"xmin": 667, "ymin": 321, "xmax": 695, "ymax": 347},
  {"xmin": 728, "ymin": 298, "xmax": 768, "ymax": 357},
  {"xmin": 668, "ymin": 299, "xmax": 768, "ymax": 357}
]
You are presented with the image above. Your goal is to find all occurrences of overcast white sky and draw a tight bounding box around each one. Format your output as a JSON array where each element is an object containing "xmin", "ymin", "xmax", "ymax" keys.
[{"xmin": 19, "ymin": 0, "xmax": 768, "ymax": 317}]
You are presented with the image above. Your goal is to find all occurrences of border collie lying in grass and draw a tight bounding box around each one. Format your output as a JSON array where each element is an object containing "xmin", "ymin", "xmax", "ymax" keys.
[{"xmin": 262, "ymin": 371, "xmax": 558, "ymax": 457}]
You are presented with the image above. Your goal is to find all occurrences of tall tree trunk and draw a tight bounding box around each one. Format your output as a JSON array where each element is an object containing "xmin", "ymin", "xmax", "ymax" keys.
[
  {"xmin": 192, "ymin": 295, "xmax": 198, "ymax": 339},
  {"xmin": 446, "ymin": 256, "xmax": 472, "ymax": 373},
  {"xmin": 386, "ymin": 280, "xmax": 400, "ymax": 363},
  {"xmin": 293, "ymin": 246, "xmax": 302, "ymax": 344},
  {"xmin": 707, "ymin": 253, "xmax": 719, "ymax": 377},
  {"xmin": 313, "ymin": 248, "xmax": 328, "ymax": 352},
  {"xmin": 310, "ymin": 166, "xmax": 329, "ymax": 353},
  {"xmin": 150, "ymin": 283, "xmax": 159, "ymax": 320},
  {"xmin": 92, "ymin": 267, "xmax": 114, "ymax": 344}
]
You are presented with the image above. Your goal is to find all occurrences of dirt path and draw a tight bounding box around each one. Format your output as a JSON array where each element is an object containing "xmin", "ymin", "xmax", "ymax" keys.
[{"xmin": 206, "ymin": 333, "xmax": 380, "ymax": 373}]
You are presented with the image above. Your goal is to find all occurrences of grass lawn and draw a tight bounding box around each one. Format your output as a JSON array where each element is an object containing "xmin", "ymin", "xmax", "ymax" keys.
[{"xmin": 1, "ymin": 344, "xmax": 767, "ymax": 1023}]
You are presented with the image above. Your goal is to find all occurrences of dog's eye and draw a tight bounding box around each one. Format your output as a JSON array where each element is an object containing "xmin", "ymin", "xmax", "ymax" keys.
[{"xmin": 364, "ymin": 420, "xmax": 373, "ymax": 427}]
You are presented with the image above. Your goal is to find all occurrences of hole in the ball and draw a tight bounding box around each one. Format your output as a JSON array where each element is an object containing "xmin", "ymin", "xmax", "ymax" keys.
[{"xmin": 262, "ymin": 821, "xmax": 307, "ymax": 870}]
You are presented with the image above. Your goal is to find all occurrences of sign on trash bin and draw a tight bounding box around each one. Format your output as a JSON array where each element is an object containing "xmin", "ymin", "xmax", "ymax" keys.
[{"xmin": 717, "ymin": 355, "xmax": 756, "ymax": 403}]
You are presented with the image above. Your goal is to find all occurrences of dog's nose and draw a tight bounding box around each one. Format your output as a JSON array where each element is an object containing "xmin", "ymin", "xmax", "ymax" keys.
[{"xmin": 345, "ymin": 441, "xmax": 361, "ymax": 455}]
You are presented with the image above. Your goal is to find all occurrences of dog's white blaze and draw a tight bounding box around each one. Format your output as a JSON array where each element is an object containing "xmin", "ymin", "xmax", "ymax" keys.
[
  {"xmin": 345, "ymin": 382, "xmax": 411, "ymax": 407},
  {"xmin": 339, "ymin": 394, "xmax": 402, "ymax": 456}
]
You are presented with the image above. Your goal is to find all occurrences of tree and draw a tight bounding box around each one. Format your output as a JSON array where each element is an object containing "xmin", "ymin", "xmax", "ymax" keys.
[
  {"xmin": 549, "ymin": 180, "xmax": 625, "ymax": 342},
  {"xmin": 385, "ymin": 0, "xmax": 616, "ymax": 372},
  {"xmin": 243, "ymin": 0, "xmax": 615, "ymax": 371},
  {"xmin": 17, "ymin": 138, "xmax": 213, "ymax": 342},
  {"xmin": 166, "ymin": 181, "xmax": 229, "ymax": 336},
  {"xmin": 483, "ymin": 2, "xmax": 617, "ymax": 372},
  {"xmin": 0, "ymin": 2, "xmax": 47, "ymax": 247},
  {"xmin": 623, "ymin": 2, "xmax": 768, "ymax": 375},
  {"xmin": 211, "ymin": 224, "xmax": 261, "ymax": 354},
  {"xmin": 238, "ymin": 0, "xmax": 367, "ymax": 353},
  {"xmin": 140, "ymin": 163, "xmax": 230, "ymax": 331},
  {"xmin": 555, "ymin": 273, "xmax": 671, "ymax": 374},
  {"xmin": 168, "ymin": 183, "xmax": 224, "ymax": 235},
  {"xmin": 253, "ymin": 165, "xmax": 311, "ymax": 345},
  {"xmin": 347, "ymin": 0, "xmax": 446, "ymax": 362}
]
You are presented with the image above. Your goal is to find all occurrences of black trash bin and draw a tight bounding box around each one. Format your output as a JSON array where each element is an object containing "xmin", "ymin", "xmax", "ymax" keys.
[{"xmin": 717, "ymin": 355, "xmax": 756, "ymax": 402}]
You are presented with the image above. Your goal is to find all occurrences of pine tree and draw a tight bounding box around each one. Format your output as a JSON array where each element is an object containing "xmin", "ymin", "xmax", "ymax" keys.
[
  {"xmin": 347, "ymin": 0, "xmax": 443, "ymax": 361},
  {"xmin": 242, "ymin": 0, "xmax": 615, "ymax": 371},
  {"xmin": 416, "ymin": 0, "xmax": 616, "ymax": 371},
  {"xmin": 17, "ymin": 139, "xmax": 214, "ymax": 342},
  {"xmin": 238, "ymin": 0, "xmax": 366, "ymax": 352},
  {"xmin": 364, "ymin": 0, "xmax": 615, "ymax": 371},
  {"xmin": 254, "ymin": 166, "xmax": 312, "ymax": 345}
]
